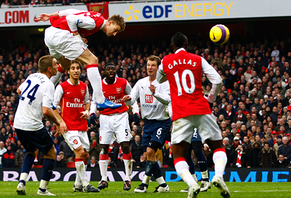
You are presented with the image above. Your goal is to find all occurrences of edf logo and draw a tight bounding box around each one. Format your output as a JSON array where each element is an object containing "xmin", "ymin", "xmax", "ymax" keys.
[
  {"xmin": 142, "ymin": 5, "xmax": 172, "ymax": 18},
  {"xmin": 124, "ymin": 5, "xmax": 172, "ymax": 21}
]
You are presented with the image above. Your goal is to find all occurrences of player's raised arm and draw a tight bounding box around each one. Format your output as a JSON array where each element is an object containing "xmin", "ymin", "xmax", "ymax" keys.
[
  {"xmin": 156, "ymin": 61, "xmax": 168, "ymax": 83},
  {"xmin": 201, "ymin": 57, "xmax": 222, "ymax": 103},
  {"xmin": 34, "ymin": 12, "xmax": 59, "ymax": 22}
]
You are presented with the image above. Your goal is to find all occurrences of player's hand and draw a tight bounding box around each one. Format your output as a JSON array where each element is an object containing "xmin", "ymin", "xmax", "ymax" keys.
[
  {"xmin": 82, "ymin": 38, "xmax": 88, "ymax": 44},
  {"xmin": 149, "ymin": 84, "xmax": 156, "ymax": 94},
  {"xmin": 122, "ymin": 95, "xmax": 131, "ymax": 102},
  {"xmin": 90, "ymin": 113, "xmax": 98, "ymax": 126},
  {"xmin": 34, "ymin": 13, "xmax": 51, "ymax": 22},
  {"xmin": 80, "ymin": 110, "xmax": 89, "ymax": 119},
  {"xmin": 55, "ymin": 121, "xmax": 67, "ymax": 136}
]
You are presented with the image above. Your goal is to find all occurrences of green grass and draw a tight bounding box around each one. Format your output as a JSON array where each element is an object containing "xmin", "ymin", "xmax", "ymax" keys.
[{"xmin": 2, "ymin": 181, "xmax": 291, "ymax": 197}]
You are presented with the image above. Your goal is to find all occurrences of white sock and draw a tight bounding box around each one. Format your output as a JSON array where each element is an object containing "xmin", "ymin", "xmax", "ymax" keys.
[
  {"xmin": 75, "ymin": 161, "xmax": 89, "ymax": 187},
  {"xmin": 142, "ymin": 175, "xmax": 150, "ymax": 185},
  {"xmin": 212, "ymin": 150, "xmax": 227, "ymax": 178},
  {"xmin": 87, "ymin": 66, "xmax": 105, "ymax": 104},
  {"xmin": 123, "ymin": 159, "xmax": 132, "ymax": 181},
  {"xmin": 39, "ymin": 180, "xmax": 49, "ymax": 190},
  {"xmin": 19, "ymin": 173, "xmax": 28, "ymax": 182},
  {"xmin": 201, "ymin": 170, "xmax": 209, "ymax": 180},
  {"xmin": 156, "ymin": 176, "xmax": 166, "ymax": 185},
  {"xmin": 50, "ymin": 71, "xmax": 63, "ymax": 86},
  {"xmin": 99, "ymin": 160, "xmax": 109, "ymax": 181},
  {"xmin": 75, "ymin": 164, "xmax": 87, "ymax": 187},
  {"xmin": 175, "ymin": 160, "xmax": 195, "ymax": 188}
]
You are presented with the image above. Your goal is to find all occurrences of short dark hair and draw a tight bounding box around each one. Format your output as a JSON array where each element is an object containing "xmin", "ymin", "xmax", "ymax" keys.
[
  {"xmin": 38, "ymin": 55, "xmax": 54, "ymax": 73},
  {"xmin": 171, "ymin": 32, "xmax": 188, "ymax": 49},
  {"xmin": 108, "ymin": 15, "xmax": 126, "ymax": 32}
]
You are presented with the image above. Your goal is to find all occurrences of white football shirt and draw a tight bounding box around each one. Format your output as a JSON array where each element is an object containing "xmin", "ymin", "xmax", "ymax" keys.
[
  {"xmin": 14, "ymin": 73, "xmax": 55, "ymax": 131},
  {"xmin": 125, "ymin": 76, "xmax": 171, "ymax": 120}
]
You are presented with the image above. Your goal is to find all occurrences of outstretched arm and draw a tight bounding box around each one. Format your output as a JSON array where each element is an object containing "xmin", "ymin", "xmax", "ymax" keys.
[{"xmin": 34, "ymin": 12, "xmax": 59, "ymax": 22}]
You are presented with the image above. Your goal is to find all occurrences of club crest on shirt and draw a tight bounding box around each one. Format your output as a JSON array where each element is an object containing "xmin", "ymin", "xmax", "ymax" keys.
[
  {"xmin": 116, "ymin": 87, "xmax": 122, "ymax": 94},
  {"xmin": 81, "ymin": 89, "xmax": 85, "ymax": 96},
  {"xmin": 73, "ymin": 139, "xmax": 78, "ymax": 144}
]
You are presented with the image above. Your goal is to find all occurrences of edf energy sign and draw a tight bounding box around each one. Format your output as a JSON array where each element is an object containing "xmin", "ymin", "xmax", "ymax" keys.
[{"xmin": 108, "ymin": 0, "xmax": 291, "ymax": 23}]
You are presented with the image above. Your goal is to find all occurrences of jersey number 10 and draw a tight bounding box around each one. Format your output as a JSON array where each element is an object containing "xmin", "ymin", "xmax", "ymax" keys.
[{"xmin": 173, "ymin": 69, "xmax": 195, "ymax": 96}]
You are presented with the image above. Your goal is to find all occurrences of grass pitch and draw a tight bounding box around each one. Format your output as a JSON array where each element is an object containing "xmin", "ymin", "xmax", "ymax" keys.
[{"xmin": 1, "ymin": 181, "xmax": 291, "ymax": 197}]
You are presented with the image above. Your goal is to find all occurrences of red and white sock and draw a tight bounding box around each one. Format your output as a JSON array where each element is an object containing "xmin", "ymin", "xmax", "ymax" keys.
[
  {"xmin": 212, "ymin": 148, "xmax": 227, "ymax": 178},
  {"xmin": 50, "ymin": 65, "xmax": 65, "ymax": 86},
  {"xmin": 99, "ymin": 153, "xmax": 109, "ymax": 181},
  {"xmin": 123, "ymin": 153, "xmax": 132, "ymax": 181},
  {"xmin": 87, "ymin": 64, "xmax": 105, "ymax": 104},
  {"xmin": 174, "ymin": 157, "xmax": 195, "ymax": 188}
]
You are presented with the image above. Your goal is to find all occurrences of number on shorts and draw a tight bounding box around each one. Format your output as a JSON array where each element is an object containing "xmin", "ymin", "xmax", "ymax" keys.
[
  {"xmin": 125, "ymin": 129, "xmax": 128, "ymax": 137},
  {"xmin": 156, "ymin": 128, "xmax": 162, "ymax": 139},
  {"xmin": 20, "ymin": 79, "xmax": 40, "ymax": 105},
  {"xmin": 173, "ymin": 70, "xmax": 195, "ymax": 96}
]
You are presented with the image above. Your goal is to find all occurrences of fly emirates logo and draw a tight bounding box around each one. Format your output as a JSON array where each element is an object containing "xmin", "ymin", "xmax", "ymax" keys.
[
  {"xmin": 168, "ymin": 59, "xmax": 197, "ymax": 69},
  {"xmin": 66, "ymin": 98, "xmax": 83, "ymax": 108}
]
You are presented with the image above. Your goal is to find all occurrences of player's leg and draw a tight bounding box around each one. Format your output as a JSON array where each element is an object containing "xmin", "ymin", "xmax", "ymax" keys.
[
  {"xmin": 38, "ymin": 145, "xmax": 56, "ymax": 195},
  {"xmin": 50, "ymin": 57, "xmax": 71, "ymax": 86},
  {"xmin": 192, "ymin": 141, "xmax": 211, "ymax": 192},
  {"xmin": 115, "ymin": 112, "xmax": 133, "ymax": 190},
  {"xmin": 98, "ymin": 144, "xmax": 109, "ymax": 189},
  {"xmin": 197, "ymin": 114, "xmax": 230, "ymax": 198},
  {"xmin": 180, "ymin": 145, "xmax": 197, "ymax": 193},
  {"xmin": 120, "ymin": 142, "xmax": 132, "ymax": 190},
  {"xmin": 76, "ymin": 49, "xmax": 121, "ymax": 110},
  {"xmin": 171, "ymin": 116, "xmax": 200, "ymax": 198},
  {"xmin": 73, "ymin": 145, "xmax": 99, "ymax": 192}
]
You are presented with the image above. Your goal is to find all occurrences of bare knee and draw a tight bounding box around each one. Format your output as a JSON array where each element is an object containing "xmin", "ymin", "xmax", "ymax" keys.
[{"xmin": 44, "ymin": 146, "xmax": 56, "ymax": 159}]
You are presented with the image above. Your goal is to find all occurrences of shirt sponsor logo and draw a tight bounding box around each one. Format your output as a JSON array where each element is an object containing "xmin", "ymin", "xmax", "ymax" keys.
[{"xmin": 145, "ymin": 94, "xmax": 153, "ymax": 103}]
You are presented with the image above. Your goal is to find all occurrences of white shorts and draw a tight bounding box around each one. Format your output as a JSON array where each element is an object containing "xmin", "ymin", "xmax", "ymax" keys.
[
  {"xmin": 44, "ymin": 26, "xmax": 88, "ymax": 60},
  {"xmin": 63, "ymin": 130, "xmax": 90, "ymax": 152},
  {"xmin": 171, "ymin": 114, "xmax": 222, "ymax": 144},
  {"xmin": 99, "ymin": 112, "xmax": 131, "ymax": 145}
]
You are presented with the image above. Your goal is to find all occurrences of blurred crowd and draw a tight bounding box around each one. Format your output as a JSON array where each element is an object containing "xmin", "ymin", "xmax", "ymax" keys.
[{"xmin": 1, "ymin": 33, "xmax": 291, "ymax": 170}]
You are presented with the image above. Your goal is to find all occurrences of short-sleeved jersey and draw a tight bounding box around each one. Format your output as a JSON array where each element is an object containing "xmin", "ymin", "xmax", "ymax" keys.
[
  {"xmin": 50, "ymin": 9, "xmax": 105, "ymax": 38},
  {"xmin": 160, "ymin": 48, "xmax": 221, "ymax": 121},
  {"xmin": 53, "ymin": 80, "xmax": 89, "ymax": 131},
  {"xmin": 100, "ymin": 77, "xmax": 130, "ymax": 115},
  {"xmin": 14, "ymin": 73, "xmax": 55, "ymax": 131}
]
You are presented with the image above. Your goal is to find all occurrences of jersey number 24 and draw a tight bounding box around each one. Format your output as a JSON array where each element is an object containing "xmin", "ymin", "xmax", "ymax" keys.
[{"xmin": 20, "ymin": 79, "xmax": 40, "ymax": 105}]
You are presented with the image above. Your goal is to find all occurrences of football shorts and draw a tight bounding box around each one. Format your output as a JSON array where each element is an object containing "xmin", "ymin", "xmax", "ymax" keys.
[
  {"xmin": 44, "ymin": 26, "xmax": 88, "ymax": 60},
  {"xmin": 172, "ymin": 114, "xmax": 222, "ymax": 144},
  {"xmin": 63, "ymin": 130, "xmax": 90, "ymax": 152},
  {"xmin": 99, "ymin": 112, "xmax": 131, "ymax": 145}
]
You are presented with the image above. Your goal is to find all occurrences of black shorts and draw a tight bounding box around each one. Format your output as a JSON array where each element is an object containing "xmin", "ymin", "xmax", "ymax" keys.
[{"xmin": 15, "ymin": 127, "xmax": 54, "ymax": 155}]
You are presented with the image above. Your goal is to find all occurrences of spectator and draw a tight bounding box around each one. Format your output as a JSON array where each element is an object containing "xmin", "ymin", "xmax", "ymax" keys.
[
  {"xmin": 231, "ymin": 144, "xmax": 246, "ymax": 168},
  {"xmin": 275, "ymin": 154, "xmax": 289, "ymax": 168},
  {"xmin": 2, "ymin": 145, "xmax": 15, "ymax": 168},
  {"xmin": 59, "ymin": 140, "xmax": 74, "ymax": 162},
  {"xmin": 14, "ymin": 144, "xmax": 25, "ymax": 168},
  {"xmin": 247, "ymin": 141, "xmax": 261, "ymax": 168},
  {"xmin": 54, "ymin": 154, "xmax": 66, "ymax": 168},
  {"xmin": 0, "ymin": 141, "xmax": 7, "ymax": 168},
  {"xmin": 53, "ymin": 138, "xmax": 60, "ymax": 155},
  {"xmin": 89, "ymin": 137, "xmax": 101, "ymax": 161},
  {"xmin": 131, "ymin": 134, "xmax": 143, "ymax": 164},
  {"xmin": 277, "ymin": 136, "xmax": 291, "ymax": 161},
  {"xmin": 258, "ymin": 142, "xmax": 276, "ymax": 168},
  {"xmin": 87, "ymin": 156, "xmax": 98, "ymax": 168}
]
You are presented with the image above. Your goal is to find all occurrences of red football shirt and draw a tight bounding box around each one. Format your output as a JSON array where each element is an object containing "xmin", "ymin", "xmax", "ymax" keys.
[
  {"xmin": 60, "ymin": 81, "xmax": 88, "ymax": 131},
  {"xmin": 50, "ymin": 11, "xmax": 104, "ymax": 37},
  {"xmin": 162, "ymin": 49, "xmax": 212, "ymax": 121},
  {"xmin": 100, "ymin": 77, "xmax": 129, "ymax": 115}
]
